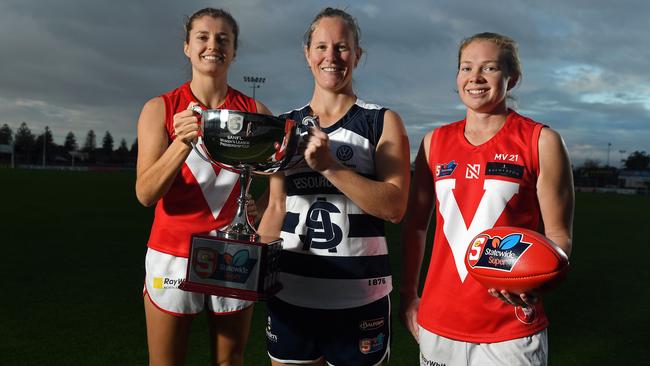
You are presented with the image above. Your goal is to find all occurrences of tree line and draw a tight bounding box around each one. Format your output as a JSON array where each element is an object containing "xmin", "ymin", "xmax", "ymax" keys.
[
  {"xmin": 1, "ymin": 121, "xmax": 648, "ymax": 170},
  {"xmin": 0, "ymin": 122, "xmax": 137, "ymax": 166}
]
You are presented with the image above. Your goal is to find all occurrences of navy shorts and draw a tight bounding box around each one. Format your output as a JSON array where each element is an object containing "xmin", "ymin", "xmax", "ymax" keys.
[{"xmin": 266, "ymin": 296, "xmax": 391, "ymax": 365}]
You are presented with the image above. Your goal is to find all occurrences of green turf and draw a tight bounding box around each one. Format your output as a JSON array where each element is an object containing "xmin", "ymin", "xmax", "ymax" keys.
[{"xmin": 1, "ymin": 168, "xmax": 648, "ymax": 365}]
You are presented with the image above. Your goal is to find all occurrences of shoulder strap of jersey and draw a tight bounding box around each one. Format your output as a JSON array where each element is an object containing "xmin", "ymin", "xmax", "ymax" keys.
[
  {"xmin": 427, "ymin": 126, "xmax": 444, "ymax": 173},
  {"xmin": 531, "ymin": 123, "xmax": 545, "ymax": 176}
]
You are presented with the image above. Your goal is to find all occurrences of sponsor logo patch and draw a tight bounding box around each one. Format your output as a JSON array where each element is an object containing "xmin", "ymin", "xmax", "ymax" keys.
[
  {"xmin": 466, "ymin": 233, "xmax": 531, "ymax": 272},
  {"xmin": 486, "ymin": 162, "xmax": 524, "ymax": 179},
  {"xmin": 152, "ymin": 276, "xmax": 184, "ymax": 289},
  {"xmin": 436, "ymin": 160, "xmax": 458, "ymax": 178},
  {"xmin": 359, "ymin": 333, "xmax": 385, "ymax": 354},
  {"xmin": 465, "ymin": 164, "xmax": 480, "ymax": 179},
  {"xmin": 191, "ymin": 248, "xmax": 257, "ymax": 284},
  {"xmin": 359, "ymin": 317, "xmax": 385, "ymax": 331},
  {"xmin": 265, "ymin": 316, "xmax": 278, "ymax": 342},
  {"xmin": 336, "ymin": 145, "xmax": 354, "ymax": 161},
  {"xmin": 421, "ymin": 354, "xmax": 447, "ymax": 366}
]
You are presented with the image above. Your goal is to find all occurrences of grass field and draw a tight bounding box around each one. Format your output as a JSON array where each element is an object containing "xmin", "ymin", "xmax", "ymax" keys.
[{"xmin": 1, "ymin": 168, "xmax": 649, "ymax": 365}]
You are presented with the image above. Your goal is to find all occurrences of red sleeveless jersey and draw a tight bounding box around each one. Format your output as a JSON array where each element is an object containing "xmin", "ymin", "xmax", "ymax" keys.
[
  {"xmin": 146, "ymin": 82, "xmax": 257, "ymax": 257},
  {"xmin": 418, "ymin": 110, "xmax": 548, "ymax": 343}
]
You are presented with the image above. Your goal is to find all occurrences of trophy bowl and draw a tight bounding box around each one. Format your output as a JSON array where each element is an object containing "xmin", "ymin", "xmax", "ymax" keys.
[
  {"xmin": 180, "ymin": 106, "xmax": 314, "ymax": 301},
  {"xmin": 194, "ymin": 108, "xmax": 301, "ymax": 174}
]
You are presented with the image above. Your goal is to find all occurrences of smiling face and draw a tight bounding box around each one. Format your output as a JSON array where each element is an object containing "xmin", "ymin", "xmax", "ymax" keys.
[
  {"xmin": 183, "ymin": 15, "xmax": 236, "ymax": 77},
  {"xmin": 457, "ymin": 40, "xmax": 515, "ymax": 114},
  {"xmin": 305, "ymin": 16, "xmax": 361, "ymax": 94}
]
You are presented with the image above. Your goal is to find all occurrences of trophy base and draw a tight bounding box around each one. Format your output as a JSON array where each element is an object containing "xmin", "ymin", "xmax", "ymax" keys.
[{"xmin": 180, "ymin": 232, "xmax": 283, "ymax": 302}]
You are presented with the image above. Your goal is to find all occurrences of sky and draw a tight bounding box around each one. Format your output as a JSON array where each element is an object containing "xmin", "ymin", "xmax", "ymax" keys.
[{"xmin": 1, "ymin": 0, "xmax": 648, "ymax": 167}]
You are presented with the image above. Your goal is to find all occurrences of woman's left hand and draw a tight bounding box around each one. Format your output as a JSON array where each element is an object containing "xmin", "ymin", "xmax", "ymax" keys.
[
  {"xmin": 246, "ymin": 194, "xmax": 260, "ymax": 225},
  {"xmin": 488, "ymin": 288, "xmax": 539, "ymax": 307}
]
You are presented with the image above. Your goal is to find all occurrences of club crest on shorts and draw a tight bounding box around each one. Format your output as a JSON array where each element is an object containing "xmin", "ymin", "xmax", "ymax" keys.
[
  {"xmin": 466, "ymin": 233, "xmax": 531, "ymax": 272},
  {"xmin": 359, "ymin": 333, "xmax": 385, "ymax": 354}
]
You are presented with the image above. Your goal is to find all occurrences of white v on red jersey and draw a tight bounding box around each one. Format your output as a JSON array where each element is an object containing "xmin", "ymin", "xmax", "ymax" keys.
[
  {"xmin": 146, "ymin": 83, "xmax": 257, "ymax": 257},
  {"xmin": 418, "ymin": 110, "xmax": 548, "ymax": 343}
]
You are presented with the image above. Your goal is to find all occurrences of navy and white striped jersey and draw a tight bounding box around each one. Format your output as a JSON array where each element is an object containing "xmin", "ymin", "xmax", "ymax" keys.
[{"xmin": 276, "ymin": 99, "xmax": 392, "ymax": 309}]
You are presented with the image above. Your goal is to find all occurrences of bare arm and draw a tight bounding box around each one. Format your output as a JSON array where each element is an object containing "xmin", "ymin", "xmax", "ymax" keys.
[
  {"xmin": 537, "ymin": 127, "xmax": 574, "ymax": 257},
  {"xmin": 135, "ymin": 98, "xmax": 199, "ymax": 207},
  {"xmin": 491, "ymin": 127, "xmax": 575, "ymax": 307},
  {"xmin": 256, "ymin": 101, "xmax": 272, "ymax": 116},
  {"xmin": 306, "ymin": 110, "xmax": 411, "ymax": 223},
  {"xmin": 399, "ymin": 132, "xmax": 435, "ymax": 341},
  {"xmin": 256, "ymin": 173, "xmax": 286, "ymax": 238}
]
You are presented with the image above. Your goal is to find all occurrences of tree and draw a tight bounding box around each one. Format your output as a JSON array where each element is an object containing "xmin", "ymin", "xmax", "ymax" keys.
[
  {"xmin": 35, "ymin": 126, "xmax": 55, "ymax": 151},
  {"xmin": 102, "ymin": 131, "xmax": 114, "ymax": 153},
  {"xmin": 14, "ymin": 122, "xmax": 35, "ymax": 154},
  {"xmin": 0, "ymin": 124, "xmax": 13, "ymax": 145},
  {"xmin": 64, "ymin": 131, "xmax": 78, "ymax": 152},
  {"xmin": 116, "ymin": 138, "xmax": 129, "ymax": 154},
  {"xmin": 130, "ymin": 138, "xmax": 138, "ymax": 157},
  {"xmin": 622, "ymin": 151, "xmax": 650, "ymax": 170},
  {"xmin": 580, "ymin": 159, "xmax": 601, "ymax": 169},
  {"xmin": 33, "ymin": 126, "xmax": 56, "ymax": 165},
  {"xmin": 113, "ymin": 138, "xmax": 130, "ymax": 164},
  {"xmin": 83, "ymin": 130, "xmax": 96, "ymax": 152}
]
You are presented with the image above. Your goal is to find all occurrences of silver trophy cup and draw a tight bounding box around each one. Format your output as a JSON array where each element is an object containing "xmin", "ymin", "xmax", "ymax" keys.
[{"xmin": 179, "ymin": 106, "xmax": 314, "ymax": 301}]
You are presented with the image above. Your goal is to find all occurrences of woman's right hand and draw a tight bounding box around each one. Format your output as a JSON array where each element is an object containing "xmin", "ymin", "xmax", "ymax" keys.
[
  {"xmin": 304, "ymin": 124, "xmax": 336, "ymax": 172},
  {"xmin": 399, "ymin": 293, "xmax": 421, "ymax": 343},
  {"xmin": 173, "ymin": 102, "xmax": 201, "ymax": 146}
]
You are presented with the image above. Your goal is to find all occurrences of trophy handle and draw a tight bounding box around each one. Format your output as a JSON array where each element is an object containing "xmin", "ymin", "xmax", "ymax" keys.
[
  {"xmin": 188, "ymin": 105, "xmax": 214, "ymax": 164},
  {"xmin": 301, "ymin": 115, "xmax": 319, "ymax": 135}
]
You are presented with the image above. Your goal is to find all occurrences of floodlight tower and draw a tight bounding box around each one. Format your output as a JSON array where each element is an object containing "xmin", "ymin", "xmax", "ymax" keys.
[
  {"xmin": 42, "ymin": 126, "xmax": 48, "ymax": 167},
  {"xmin": 607, "ymin": 142, "xmax": 612, "ymax": 167},
  {"xmin": 243, "ymin": 75, "xmax": 266, "ymax": 100}
]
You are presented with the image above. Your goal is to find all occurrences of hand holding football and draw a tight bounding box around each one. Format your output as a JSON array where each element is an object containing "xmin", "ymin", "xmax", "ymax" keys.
[{"xmin": 465, "ymin": 227, "xmax": 569, "ymax": 294}]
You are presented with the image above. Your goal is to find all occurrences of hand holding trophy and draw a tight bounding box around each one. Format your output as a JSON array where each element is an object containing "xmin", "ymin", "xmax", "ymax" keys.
[{"xmin": 179, "ymin": 106, "xmax": 314, "ymax": 301}]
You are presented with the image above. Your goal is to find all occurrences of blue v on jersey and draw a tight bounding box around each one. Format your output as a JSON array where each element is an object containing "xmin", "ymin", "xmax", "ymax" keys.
[{"xmin": 276, "ymin": 100, "xmax": 392, "ymax": 309}]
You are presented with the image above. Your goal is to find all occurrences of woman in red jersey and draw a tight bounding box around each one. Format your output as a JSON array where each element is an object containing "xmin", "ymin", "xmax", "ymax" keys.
[
  {"xmin": 135, "ymin": 8, "xmax": 271, "ymax": 366},
  {"xmin": 399, "ymin": 32, "xmax": 574, "ymax": 366}
]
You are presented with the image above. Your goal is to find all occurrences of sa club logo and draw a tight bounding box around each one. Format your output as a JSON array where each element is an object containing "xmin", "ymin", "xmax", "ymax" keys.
[
  {"xmin": 193, "ymin": 248, "xmax": 257, "ymax": 283},
  {"xmin": 467, "ymin": 233, "xmax": 531, "ymax": 272},
  {"xmin": 300, "ymin": 197, "xmax": 343, "ymax": 252},
  {"xmin": 194, "ymin": 248, "xmax": 217, "ymax": 278},
  {"xmin": 227, "ymin": 114, "xmax": 244, "ymax": 135}
]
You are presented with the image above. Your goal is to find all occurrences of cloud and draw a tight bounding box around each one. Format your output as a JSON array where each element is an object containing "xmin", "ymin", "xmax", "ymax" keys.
[{"xmin": 0, "ymin": 0, "xmax": 648, "ymax": 167}]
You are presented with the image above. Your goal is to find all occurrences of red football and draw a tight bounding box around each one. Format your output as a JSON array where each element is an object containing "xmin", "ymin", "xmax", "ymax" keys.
[{"xmin": 465, "ymin": 226, "xmax": 569, "ymax": 294}]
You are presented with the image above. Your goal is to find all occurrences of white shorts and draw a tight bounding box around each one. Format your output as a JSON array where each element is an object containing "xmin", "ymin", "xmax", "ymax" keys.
[
  {"xmin": 418, "ymin": 326, "xmax": 548, "ymax": 366},
  {"xmin": 144, "ymin": 248, "xmax": 253, "ymax": 315}
]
